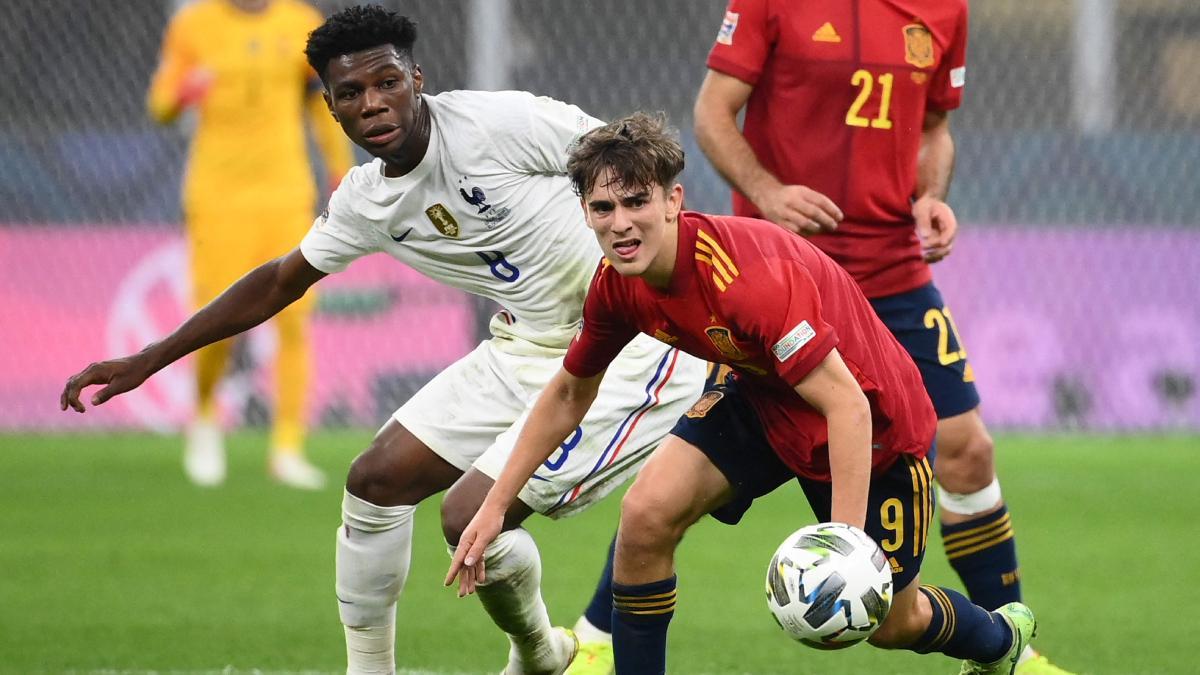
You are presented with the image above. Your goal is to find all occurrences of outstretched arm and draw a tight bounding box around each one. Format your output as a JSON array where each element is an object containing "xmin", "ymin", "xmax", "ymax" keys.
[
  {"xmin": 694, "ymin": 69, "xmax": 843, "ymax": 234},
  {"xmin": 445, "ymin": 366, "xmax": 604, "ymax": 596},
  {"xmin": 793, "ymin": 348, "xmax": 872, "ymax": 529},
  {"xmin": 60, "ymin": 249, "xmax": 325, "ymax": 412},
  {"xmin": 913, "ymin": 109, "xmax": 958, "ymax": 262}
]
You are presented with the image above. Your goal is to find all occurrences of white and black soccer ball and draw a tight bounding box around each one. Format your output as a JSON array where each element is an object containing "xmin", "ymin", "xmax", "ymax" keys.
[{"xmin": 764, "ymin": 522, "xmax": 893, "ymax": 649}]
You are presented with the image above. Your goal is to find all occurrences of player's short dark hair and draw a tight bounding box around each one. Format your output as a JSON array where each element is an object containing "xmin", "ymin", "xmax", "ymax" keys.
[
  {"xmin": 567, "ymin": 112, "xmax": 685, "ymax": 199},
  {"xmin": 305, "ymin": 5, "xmax": 418, "ymax": 82}
]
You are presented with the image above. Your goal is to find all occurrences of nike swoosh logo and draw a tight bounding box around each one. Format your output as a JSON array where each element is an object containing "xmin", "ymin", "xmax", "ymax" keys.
[{"xmin": 390, "ymin": 228, "xmax": 413, "ymax": 242}]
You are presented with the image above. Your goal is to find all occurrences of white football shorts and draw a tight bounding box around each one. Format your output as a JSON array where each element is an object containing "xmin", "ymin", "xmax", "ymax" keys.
[{"xmin": 393, "ymin": 330, "xmax": 706, "ymax": 518}]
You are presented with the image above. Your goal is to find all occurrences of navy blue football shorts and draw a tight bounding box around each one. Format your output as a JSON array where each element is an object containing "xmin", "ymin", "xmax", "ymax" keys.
[
  {"xmin": 869, "ymin": 282, "xmax": 980, "ymax": 419},
  {"xmin": 670, "ymin": 380, "xmax": 935, "ymax": 592}
]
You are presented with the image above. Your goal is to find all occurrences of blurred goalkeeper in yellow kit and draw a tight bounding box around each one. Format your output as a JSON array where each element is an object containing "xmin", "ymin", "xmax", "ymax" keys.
[{"xmin": 148, "ymin": 0, "xmax": 352, "ymax": 489}]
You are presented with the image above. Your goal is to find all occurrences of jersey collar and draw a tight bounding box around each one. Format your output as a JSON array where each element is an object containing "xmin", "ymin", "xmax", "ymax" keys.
[{"xmin": 646, "ymin": 211, "xmax": 699, "ymax": 299}]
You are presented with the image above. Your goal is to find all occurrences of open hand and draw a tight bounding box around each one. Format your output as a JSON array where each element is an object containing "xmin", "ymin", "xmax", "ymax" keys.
[
  {"xmin": 445, "ymin": 507, "xmax": 504, "ymax": 597},
  {"xmin": 913, "ymin": 196, "xmax": 958, "ymax": 263},
  {"xmin": 60, "ymin": 355, "xmax": 153, "ymax": 413}
]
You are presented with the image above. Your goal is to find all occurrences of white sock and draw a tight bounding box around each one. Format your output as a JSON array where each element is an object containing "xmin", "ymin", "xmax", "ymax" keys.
[
  {"xmin": 571, "ymin": 616, "xmax": 612, "ymax": 645},
  {"xmin": 450, "ymin": 529, "xmax": 557, "ymax": 670},
  {"xmin": 337, "ymin": 490, "xmax": 415, "ymax": 675}
]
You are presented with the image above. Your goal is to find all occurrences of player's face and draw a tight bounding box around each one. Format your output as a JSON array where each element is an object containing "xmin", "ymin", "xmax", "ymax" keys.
[
  {"xmin": 323, "ymin": 46, "xmax": 424, "ymax": 160},
  {"xmin": 583, "ymin": 170, "xmax": 684, "ymax": 287}
]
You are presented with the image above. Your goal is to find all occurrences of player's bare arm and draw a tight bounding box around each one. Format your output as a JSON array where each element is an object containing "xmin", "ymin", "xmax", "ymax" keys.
[
  {"xmin": 694, "ymin": 69, "xmax": 842, "ymax": 235},
  {"xmin": 445, "ymin": 366, "xmax": 605, "ymax": 596},
  {"xmin": 60, "ymin": 248, "xmax": 326, "ymax": 412},
  {"xmin": 792, "ymin": 348, "xmax": 872, "ymax": 530},
  {"xmin": 913, "ymin": 108, "xmax": 958, "ymax": 263}
]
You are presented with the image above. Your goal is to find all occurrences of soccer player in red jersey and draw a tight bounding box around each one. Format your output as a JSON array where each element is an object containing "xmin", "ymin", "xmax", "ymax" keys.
[
  {"xmin": 693, "ymin": 4, "xmax": 1067, "ymax": 672},
  {"xmin": 448, "ymin": 113, "xmax": 1036, "ymax": 675}
]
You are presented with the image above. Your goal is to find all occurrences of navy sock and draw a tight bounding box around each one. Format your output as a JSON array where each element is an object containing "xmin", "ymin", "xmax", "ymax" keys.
[
  {"xmin": 942, "ymin": 505, "xmax": 1022, "ymax": 610},
  {"xmin": 582, "ymin": 535, "xmax": 616, "ymax": 632},
  {"xmin": 911, "ymin": 585, "xmax": 1012, "ymax": 663},
  {"xmin": 612, "ymin": 575, "xmax": 676, "ymax": 675}
]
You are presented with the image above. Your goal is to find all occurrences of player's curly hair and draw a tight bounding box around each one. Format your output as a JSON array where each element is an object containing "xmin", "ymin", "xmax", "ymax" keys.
[
  {"xmin": 567, "ymin": 112, "xmax": 685, "ymax": 199},
  {"xmin": 305, "ymin": 5, "xmax": 418, "ymax": 82}
]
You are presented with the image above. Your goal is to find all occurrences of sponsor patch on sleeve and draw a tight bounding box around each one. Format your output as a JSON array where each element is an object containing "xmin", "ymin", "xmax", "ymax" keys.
[
  {"xmin": 771, "ymin": 320, "xmax": 816, "ymax": 362},
  {"xmin": 716, "ymin": 11, "xmax": 739, "ymax": 45},
  {"xmin": 950, "ymin": 66, "xmax": 966, "ymax": 88}
]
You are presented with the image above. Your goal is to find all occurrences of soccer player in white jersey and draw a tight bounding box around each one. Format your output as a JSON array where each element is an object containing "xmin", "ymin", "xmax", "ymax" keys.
[{"xmin": 59, "ymin": 6, "xmax": 705, "ymax": 674}]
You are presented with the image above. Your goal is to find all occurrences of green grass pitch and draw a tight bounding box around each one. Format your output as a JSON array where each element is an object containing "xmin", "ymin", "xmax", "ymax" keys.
[{"xmin": 1, "ymin": 431, "xmax": 1195, "ymax": 674}]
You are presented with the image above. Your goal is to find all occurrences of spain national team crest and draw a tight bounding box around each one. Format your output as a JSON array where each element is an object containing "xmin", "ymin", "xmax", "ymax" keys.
[
  {"xmin": 425, "ymin": 203, "xmax": 460, "ymax": 238},
  {"xmin": 903, "ymin": 23, "xmax": 935, "ymax": 69},
  {"xmin": 705, "ymin": 326, "xmax": 748, "ymax": 360},
  {"xmin": 685, "ymin": 390, "xmax": 724, "ymax": 419}
]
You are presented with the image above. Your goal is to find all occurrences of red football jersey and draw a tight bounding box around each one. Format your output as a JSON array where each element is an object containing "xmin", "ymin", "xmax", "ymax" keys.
[
  {"xmin": 706, "ymin": 0, "xmax": 969, "ymax": 298},
  {"xmin": 564, "ymin": 211, "xmax": 936, "ymax": 480}
]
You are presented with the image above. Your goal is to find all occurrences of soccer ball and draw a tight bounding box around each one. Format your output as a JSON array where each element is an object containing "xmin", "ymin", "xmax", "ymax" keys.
[{"xmin": 764, "ymin": 522, "xmax": 893, "ymax": 649}]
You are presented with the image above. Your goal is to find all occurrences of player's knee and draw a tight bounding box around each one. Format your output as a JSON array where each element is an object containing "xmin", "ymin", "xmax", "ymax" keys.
[
  {"xmin": 936, "ymin": 429, "xmax": 995, "ymax": 491},
  {"xmin": 439, "ymin": 501, "xmax": 470, "ymax": 547},
  {"xmin": 440, "ymin": 469, "xmax": 506, "ymax": 546},
  {"xmin": 439, "ymin": 491, "xmax": 481, "ymax": 546},
  {"xmin": 618, "ymin": 488, "xmax": 690, "ymax": 556},
  {"xmin": 344, "ymin": 443, "xmax": 423, "ymax": 506}
]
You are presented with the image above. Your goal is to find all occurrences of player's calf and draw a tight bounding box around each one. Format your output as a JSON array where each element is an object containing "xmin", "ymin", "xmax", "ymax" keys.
[
  {"xmin": 340, "ymin": 421, "xmax": 466, "ymax": 674},
  {"xmin": 337, "ymin": 490, "xmax": 416, "ymax": 675},
  {"xmin": 906, "ymin": 584, "xmax": 1019, "ymax": 665},
  {"xmin": 867, "ymin": 581, "xmax": 932, "ymax": 649}
]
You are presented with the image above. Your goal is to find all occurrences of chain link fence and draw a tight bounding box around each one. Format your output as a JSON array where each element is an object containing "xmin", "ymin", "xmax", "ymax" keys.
[{"xmin": 1, "ymin": 0, "xmax": 1197, "ymax": 431}]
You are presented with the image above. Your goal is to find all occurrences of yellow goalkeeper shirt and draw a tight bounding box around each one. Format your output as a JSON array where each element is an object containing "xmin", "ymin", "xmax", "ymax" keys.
[{"xmin": 148, "ymin": 0, "xmax": 352, "ymax": 215}]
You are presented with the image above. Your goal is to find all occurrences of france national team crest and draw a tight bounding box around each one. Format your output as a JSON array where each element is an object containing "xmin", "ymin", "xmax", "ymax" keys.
[
  {"xmin": 716, "ymin": 11, "xmax": 739, "ymax": 45},
  {"xmin": 425, "ymin": 203, "xmax": 460, "ymax": 238},
  {"xmin": 458, "ymin": 180, "xmax": 512, "ymax": 228},
  {"xmin": 705, "ymin": 326, "xmax": 748, "ymax": 360},
  {"xmin": 903, "ymin": 23, "xmax": 935, "ymax": 69}
]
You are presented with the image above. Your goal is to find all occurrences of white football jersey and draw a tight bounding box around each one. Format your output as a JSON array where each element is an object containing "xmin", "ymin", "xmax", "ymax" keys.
[{"xmin": 301, "ymin": 90, "xmax": 605, "ymax": 348}]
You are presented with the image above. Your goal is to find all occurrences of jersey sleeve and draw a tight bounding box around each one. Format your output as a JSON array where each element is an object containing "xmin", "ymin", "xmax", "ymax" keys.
[
  {"xmin": 299, "ymin": 166, "xmax": 381, "ymax": 273},
  {"xmin": 730, "ymin": 258, "xmax": 838, "ymax": 387},
  {"xmin": 927, "ymin": 2, "xmax": 968, "ymax": 111},
  {"xmin": 563, "ymin": 266, "xmax": 640, "ymax": 378},
  {"xmin": 705, "ymin": 0, "xmax": 776, "ymax": 85},
  {"xmin": 297, "ymin": 5, "xmax": 354, "ymax": 179},
  {"xmin": 146, "ymin": 7, "xmax": 197, "ymax": 123},
  {"xmin": 497, "ymin": 93, "xmax": 605, "ymax": 175}
]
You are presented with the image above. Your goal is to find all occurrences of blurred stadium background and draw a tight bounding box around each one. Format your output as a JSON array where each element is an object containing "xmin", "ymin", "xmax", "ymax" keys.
[{"xmin": 1, "ymin": 1, "xmax": 1197, "ymax": 673}]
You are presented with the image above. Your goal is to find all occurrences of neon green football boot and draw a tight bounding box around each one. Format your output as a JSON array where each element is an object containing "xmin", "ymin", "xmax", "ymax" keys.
[
  {"xmin": 563, "ymin": 639, "xmax": 614, "ymax": 675},
  {"xmin": 1015, "ymin": 648, "xmax": 1076, "ymax": 675},
  {"xmin": 960, "ymin": 602, "xmax": 1038, "ymax": 675}
]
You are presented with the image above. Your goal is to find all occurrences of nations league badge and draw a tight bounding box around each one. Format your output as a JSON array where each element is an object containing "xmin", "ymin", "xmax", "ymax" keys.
[{"xmin": 716, "ymin": 11, "xmax": 739, "ymax": 45}]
